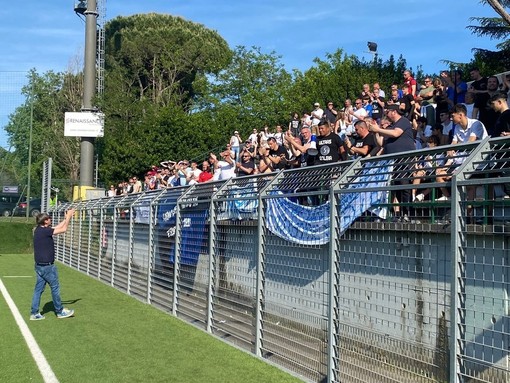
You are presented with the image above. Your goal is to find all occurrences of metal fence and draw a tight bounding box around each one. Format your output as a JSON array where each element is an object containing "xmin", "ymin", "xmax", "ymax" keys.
[{"xmin": 53, "ymin": 136, "xmax": 510, "ymax": 383}]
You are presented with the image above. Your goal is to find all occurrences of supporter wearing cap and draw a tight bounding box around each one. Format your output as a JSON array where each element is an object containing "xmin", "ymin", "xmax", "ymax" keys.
[
  {"xmin": 324, "ymin": 101, "xmax": 338, "ymax": 124},
  {"xmin": 310, "ymin": 102, "xmax": 324, "ymax": 135},
  {"xmin": 230, "ymin": 130, "xmax": 242, "ymax": 161}
]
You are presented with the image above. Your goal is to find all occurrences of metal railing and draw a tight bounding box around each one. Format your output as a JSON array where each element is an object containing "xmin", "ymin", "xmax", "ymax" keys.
[{"xmin": 54, "ymin": 136, "xmax": 510, "ymax": 383}]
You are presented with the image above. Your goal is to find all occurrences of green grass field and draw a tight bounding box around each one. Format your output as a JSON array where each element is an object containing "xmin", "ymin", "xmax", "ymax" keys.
[{"xmin": 0, "ymin": 253, "xmax": 303, "ymax": 383}]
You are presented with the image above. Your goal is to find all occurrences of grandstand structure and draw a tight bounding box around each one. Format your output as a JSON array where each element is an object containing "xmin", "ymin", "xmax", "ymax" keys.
[{"xmin": 53, "ymin": 135, "xmax": 510, "ymax": 383}]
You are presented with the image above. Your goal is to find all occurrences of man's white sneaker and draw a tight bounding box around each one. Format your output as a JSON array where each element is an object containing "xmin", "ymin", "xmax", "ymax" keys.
[
  {"xmin": 415, "ymin": 193, "xmax": 424, "ymax": 202},
  {"xmin": 436, "ymin": 196, "xmax": 450, "ymax": 201},
  {"xmin": 56, "ymin": 308, "xmax": 74, "ymax": 319}
]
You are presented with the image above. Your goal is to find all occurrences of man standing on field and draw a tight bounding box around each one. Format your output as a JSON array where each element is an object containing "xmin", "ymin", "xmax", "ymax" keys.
[{"xmin": 30, "ymin": 209, "xmax": 76, "ymax": 320}]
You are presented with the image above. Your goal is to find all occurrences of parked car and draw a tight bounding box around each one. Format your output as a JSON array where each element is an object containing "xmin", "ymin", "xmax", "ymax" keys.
[
  {"xmin": 13, "ymin": 198, "xmax": 42, "ymax": 217},
  {"xmin": 0, "ymin": 193, "xmax": 20, "ymax": 217}
]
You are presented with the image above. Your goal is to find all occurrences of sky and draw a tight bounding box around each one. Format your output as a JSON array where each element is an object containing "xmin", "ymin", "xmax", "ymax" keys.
[{"xmin": 0, "ymin": 0, "xmax": 502, "ymax": 150}]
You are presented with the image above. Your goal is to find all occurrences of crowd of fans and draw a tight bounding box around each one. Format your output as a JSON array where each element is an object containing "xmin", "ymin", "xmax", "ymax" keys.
[{"xmin": 108, "ymin": 67, "xmax": 510, "ymax": 221}]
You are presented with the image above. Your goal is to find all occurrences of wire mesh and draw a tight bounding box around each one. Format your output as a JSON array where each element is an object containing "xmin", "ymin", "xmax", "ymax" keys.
[
  {"xmin": 150, "ymin": 188, "xmax": 186, "ymax": 311},
  {"xmin": 175, "ymin": 183, "xmax": 215, "ymax": 326},
  {"xmin": 51, "ymin": 136, "xmax": 510, "ymax": 383},
  {"xmin": 454, "ymin": 137, "xmax": 510, "ymax": 382}
]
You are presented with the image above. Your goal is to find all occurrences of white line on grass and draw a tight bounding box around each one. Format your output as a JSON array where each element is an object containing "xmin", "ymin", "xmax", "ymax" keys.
[{"xmin": 0, "ymin": 277, "xmax": 59, "ymax": 383}]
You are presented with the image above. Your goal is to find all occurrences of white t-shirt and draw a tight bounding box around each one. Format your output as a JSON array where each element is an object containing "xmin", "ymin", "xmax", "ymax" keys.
[
  {"xmin": 310, "ymin": 108, "xmax": 324, "ymax": 126},
  {"xmin": 213, "ymin": 161, "xmax": 236, "ymax": 181},
  {"xmin": 274, "ymin": 132, "xmax": 284, "ymax": 145},
  {"xmin": 187, "ymin": 168, "xmax": 202, "ymax": 185},
  {"xmin": 230, "ymin": 135, "xmax": 240, "ymax": 148},
  {"xmin": 452, "ymin": 118, "xmax": 488, "ymax": 144},
  {"xmin": 352, "ymin": 107, "xmax": 368, "ymax": 124}
]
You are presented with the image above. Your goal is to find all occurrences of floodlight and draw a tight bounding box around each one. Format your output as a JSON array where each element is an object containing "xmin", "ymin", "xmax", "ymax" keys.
[{"xmin": 74, "ymin": 0, "xmax": 87, "ymax": 15}]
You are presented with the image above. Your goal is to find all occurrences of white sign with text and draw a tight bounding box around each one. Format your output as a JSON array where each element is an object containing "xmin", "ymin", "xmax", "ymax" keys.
[{"xmin": 64, "ymin": 112, "xmax": 105, "ymax": 137}]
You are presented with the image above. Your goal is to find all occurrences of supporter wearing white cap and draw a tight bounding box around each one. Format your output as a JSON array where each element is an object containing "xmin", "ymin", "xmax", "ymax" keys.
[
  {"xmin": 230, "ymin": 130, "xmax": 242, "ymax": 161},
  {"xmin": 310, "ymin": 102, "xmax": 324, "ymax": 135}
]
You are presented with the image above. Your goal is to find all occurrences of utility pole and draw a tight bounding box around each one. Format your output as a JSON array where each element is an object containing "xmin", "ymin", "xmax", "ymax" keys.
[{"xmin": 80, "ymin": 0, "xmax": 98, "ymax": 187}]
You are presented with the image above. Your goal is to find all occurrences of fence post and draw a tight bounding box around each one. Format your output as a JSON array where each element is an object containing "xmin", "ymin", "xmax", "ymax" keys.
[{"xmin": 206, "ymin": 189, "xmax": 217, "ymax": 333}]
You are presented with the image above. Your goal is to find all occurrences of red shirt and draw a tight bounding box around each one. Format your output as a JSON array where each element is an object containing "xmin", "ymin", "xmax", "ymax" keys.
[
  {"xmin": 198, "ymin": 171, "xmax": 213, "ymax": 183},
  {"xmin": 405, "ymin": 76, "xmax": 417, "ymax": 97}
]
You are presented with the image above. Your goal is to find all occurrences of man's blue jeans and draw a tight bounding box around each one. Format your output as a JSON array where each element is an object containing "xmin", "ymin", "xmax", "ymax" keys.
[{"xmin": 30, "ymin": 264, "xmax": 63, "ymax": 315}]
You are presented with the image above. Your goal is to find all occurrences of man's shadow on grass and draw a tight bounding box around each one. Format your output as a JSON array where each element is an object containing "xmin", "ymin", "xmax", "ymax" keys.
[{"xmin": 41, "ymin": 298, "xmax": 81, "ymax": 315}]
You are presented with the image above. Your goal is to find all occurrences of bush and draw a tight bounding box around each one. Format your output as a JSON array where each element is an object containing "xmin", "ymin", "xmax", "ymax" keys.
[{"xmin": 0, "ymin": 219, "xmax": 34, "ymax": 253}]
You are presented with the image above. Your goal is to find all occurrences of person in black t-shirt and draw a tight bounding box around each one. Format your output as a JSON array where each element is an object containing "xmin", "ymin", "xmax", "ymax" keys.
[
  {"xmin": 259, "ymin": 136, "xmax": 287, "ymax": 172},
  {"xmin": 474, "ymin": 76, "xmax": 500, "ymax": 136},
  {"xmin": 399, "ymin": 86, "xmax": 415, "ymax": 119},
  {"xmin": 370, "ymin": 89, "xmax": 385, "ymax": 122},
  {"xmin": 316, "ymin": 119, "xmax": 344, "ymax": 164},
  {"xmin": 288, "ymin": 112, "xmax": 301, "ymax": 137},
  {"xmin": 324, "ymin": 101, "xmax": 338, "ymax": 124},
  {"xmin": 344, "ymin": 120, "xmax": 378, "ymax": 158},
  {"xmin": 468, "ymin": 67, "xmax": 488, "ymax": 96},
  {"xmin": 491, "ymin": 92, "xmax": 510, "ymax": 196},
  {"xmin": 236, "ymin": 150, "xmax": 256, "ymax": 177},
  {"xmin": 368, "ymin": 105, "xmax": 415, "ymax": 220},
  {"xmin": 491, "ymin": 92, "xmax": 510, "ymax": 137},
  {"xmin": 30, "ymin": 209, "xmax": 76, "ymax": 320}
]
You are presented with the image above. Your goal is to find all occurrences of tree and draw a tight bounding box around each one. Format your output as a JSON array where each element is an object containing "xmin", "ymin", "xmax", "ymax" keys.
[
  {"xmin": 201, "ymin": 46, "xmax": 293, "ymax": 136},
  {"xmin": 103, "ymin": 13, "xmax": 232, "ymax": 109},
  {"xmin": 286, "ymin": 49, "xmax": 409, "ymax": 115},
  {"xmin": 4, "ymin": 70, "xmax": 83, "ymax": 197},
  {"xmin": 98, "ymin": 14, "xmax": 233, "ymax": 183},
  {"xmin": 0, "ymin": 147, "xmax": 18, "ymax": 187},
  {"xmin": 467, "ymin": 0, "xmax": 510, "ymax": 69}
]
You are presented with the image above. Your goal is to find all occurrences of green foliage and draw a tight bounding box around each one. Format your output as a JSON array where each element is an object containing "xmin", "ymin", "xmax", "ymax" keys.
[
  {"xmin": 104, "ymin": 13, "xmax": 232, "ymax": 108},
  {"xmin": 202, "ymin": 46, "xmax": 293, "ymax": 135},
  {"xmin": 0, "ymin": 220, "xmax": 34, "ymax": 253},
  {"xmin": 287, "ymin": 49, "xmax": 409, "ymax": 114},
  {"xmin": 467, "ymin": 1, "xmax": 510, "ymax": 69},
  {"xmin": 3, "ymin": 70, "xmax": 82, "ymax": 197},
  {"xmin": 98, "ymin": 13, "xmax": 233, "ymax": 183}
]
